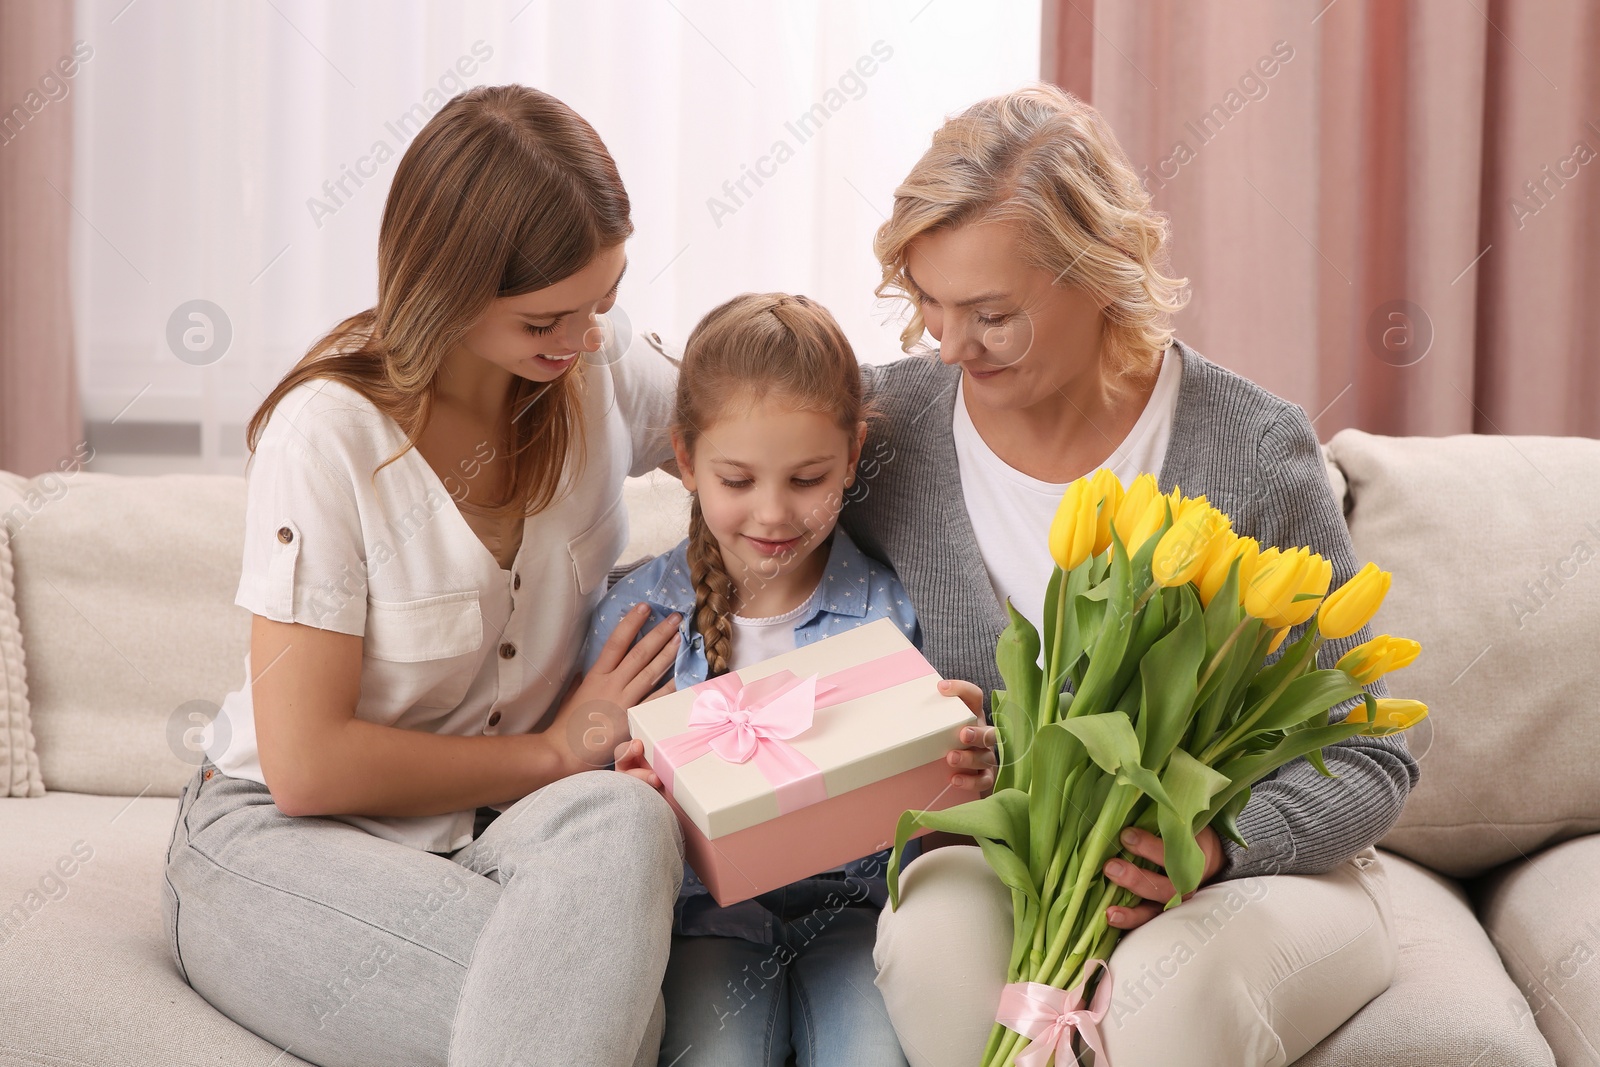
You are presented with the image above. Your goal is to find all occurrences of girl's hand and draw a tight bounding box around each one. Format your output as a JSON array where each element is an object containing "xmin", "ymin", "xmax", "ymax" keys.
[
  {"xmin": 548, "ymin": 604, "xmax": 681, "ymax": 777},
  {"xmin": 612, "ymin": 738, "xmax": 663, "ymax": 791},
  {"xmin": 1103, "ymin": 825, "xmax": 1226, "ymax": 930},
  {"xmin": 938, "ymin": 678, "xmax": 996, "ymax": 793}
]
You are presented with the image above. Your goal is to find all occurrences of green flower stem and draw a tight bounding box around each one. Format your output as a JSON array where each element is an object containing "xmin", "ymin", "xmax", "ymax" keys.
[
  {"xmin": 1196, "ymin": 615, "xmax": 1253, "ymax": 692},
  {"xmin": 1131, "ymin": 581, "xmax": 1158, "ymax": 620},
  {"xmin": 992, "ymin": 1024, "xmax": 1024, "ymax": 1067},
  {"xmin": 1202, "ymin": 632, "xmax": 1326, "ymax": 763},
  {"xmin": 1050, "ymin": 878, "xmax": 1120, "ymax": 984},
  {"xmin": 1042, "ymin": 567, "xmax": 1073, "ymax": 724},
  {"xmin": 983, "ymin": 1021, "xmax": 1008, "ymax": 1065},
  {"xmin": 1036, "ymin": 786, "xmax": 1137, "ymax": 980}
]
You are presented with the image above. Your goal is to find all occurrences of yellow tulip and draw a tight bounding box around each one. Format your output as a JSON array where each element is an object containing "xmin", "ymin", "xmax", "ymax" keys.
[
  {"xmin": 1243, "ymin": 547, "xmax": 1301, "ymax": 628},
  {"xmin": 1048, "ymin": 477, "xmax": 1098, "ymax": 571},
  {"xmin": 1336, "ymin": 635, "xmax": 1422, "ymax": 685},
  {"xmin": 1245, "ymin": 547, "xmax": 1331, "ymax": 629},
  {"xmin": 1282, "ymin": 554, "xmax": 1333, "ymax": 627},
  {"xmin": 1317, "ymin": 562, "xmax": 1393, "ymax": 640},
  {"xmin": 1198, "ymin": 535, "xmax": 1259, "ymax": 608},
  {"xmin": 1266, "ymin": 626, "xmax": 1292, "ymax": 654},
  {"xmin": 1113, "ymin": 473, "xmax": 1159, "ymax": 549},
  {"xmin": 1089, "ymin": 468, "xmax": 1126, "ymax": 556},
  {"xmin": 1153, "ymin": 503, "xmax": 1231, "ymax": 588},
  {"xmin": 1121, "ymin": 494, "xmax": 1170, "ymax": 556},
  {"xmin": 1345, "ymin": 697, "xmax": 1428, "ymax": 735}
]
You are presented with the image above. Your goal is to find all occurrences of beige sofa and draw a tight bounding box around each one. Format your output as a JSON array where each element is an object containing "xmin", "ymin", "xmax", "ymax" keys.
[{"xmin": 1, "ymin": 429, "xmax": 1596, "ymax": 1066}]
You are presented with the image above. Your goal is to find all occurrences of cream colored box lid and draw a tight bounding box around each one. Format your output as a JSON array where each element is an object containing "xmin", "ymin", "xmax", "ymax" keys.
[{"xmin": 627, "ymin": 617, "xmax": 973, "ymax": 840}]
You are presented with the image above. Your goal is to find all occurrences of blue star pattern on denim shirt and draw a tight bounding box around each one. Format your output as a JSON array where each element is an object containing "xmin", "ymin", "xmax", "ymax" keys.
[{"xmin": 579, "ymin": 525, "xmax": 927, "ymax": 945}]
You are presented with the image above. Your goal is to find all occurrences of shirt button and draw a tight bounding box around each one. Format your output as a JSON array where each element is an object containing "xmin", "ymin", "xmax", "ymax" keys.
[
  {"xmin": 513, "ymin": 573, "xmax": 521, "ymax": 591},
  {"xmin": 499, "ymin": 642, "xmax": 516, "ymax": 659},
  {"xmin": 487, "ymin": 710, "xmax": 502, "ymax": 727},
  {"xmin": 277, "ymin": 526, "xmax": 294, "ymax": 544},
  {"xmin": 202, "ymin": 768, "xmax": 214, "ymax": 780}
]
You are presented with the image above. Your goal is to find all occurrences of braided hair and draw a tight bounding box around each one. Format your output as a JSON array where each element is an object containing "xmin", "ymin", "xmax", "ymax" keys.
[{"xmin": 674, "ymin": 293, "xmax": 870, "ymax": 678}]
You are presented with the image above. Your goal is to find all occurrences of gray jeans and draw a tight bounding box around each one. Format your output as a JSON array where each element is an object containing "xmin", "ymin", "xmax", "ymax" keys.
[{"xmin": 161, "ymin": 757, "xmax": 684, "ymax": 1067}]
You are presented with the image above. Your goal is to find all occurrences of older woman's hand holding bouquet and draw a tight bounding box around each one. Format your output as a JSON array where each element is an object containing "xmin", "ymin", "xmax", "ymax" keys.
[{"xmin": 887, "ymin": 470, "xmax": 1427, "ymax": 1067}]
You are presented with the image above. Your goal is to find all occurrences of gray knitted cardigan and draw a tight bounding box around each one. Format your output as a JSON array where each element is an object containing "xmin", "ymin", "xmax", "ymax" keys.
[{"xmin": 839, "ymin": 340, "xmax": 1419, "ymax": 881}]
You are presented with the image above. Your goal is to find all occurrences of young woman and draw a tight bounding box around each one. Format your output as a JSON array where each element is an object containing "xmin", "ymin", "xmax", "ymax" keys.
[
  {"xmin": 583, "ymin": 292, "xmax": 924, "ymax": 1066},
  {"xmin": 161, "ymin": 86, "xmax": 688, "ymax": 1066},
  {"xmin": 839, "ymin": 85, "xmax": 1420, "ymax": 1066}
]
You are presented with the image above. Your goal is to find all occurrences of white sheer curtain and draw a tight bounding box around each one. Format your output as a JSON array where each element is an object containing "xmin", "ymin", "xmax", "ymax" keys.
[{"xmin": 70, "ymin": 0, "xmax": 1040, "ymax": 473}]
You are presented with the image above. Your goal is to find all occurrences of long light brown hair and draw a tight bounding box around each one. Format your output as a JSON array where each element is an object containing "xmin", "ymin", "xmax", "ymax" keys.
[
  {"xmin": 674, "ymin": 293, "xmax": 870, "ymax": 678},
  {"xmin": 874, "ymin": 84, "xmax": 1189, "ymax": 385},
  {"xmin": 245, "ymin": 85, "xmax": 633, "ymax": 518}
]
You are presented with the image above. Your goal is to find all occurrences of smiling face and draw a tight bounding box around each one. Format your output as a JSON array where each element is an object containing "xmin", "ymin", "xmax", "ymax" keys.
[
  {"xmin": 905, "ymin": 220, "xmax": 1107, "ymax": 411},
  {"xmin": 673, "ymin": 396, "xmax": 866, "ymax": 599},
  {"xmin": 452, "ymin": 242, "xmax": 628, "ymax": 385}
]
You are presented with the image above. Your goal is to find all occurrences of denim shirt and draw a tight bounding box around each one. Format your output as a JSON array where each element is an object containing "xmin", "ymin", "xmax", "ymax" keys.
[{"xmin": 580, "ymin": 526, "xmax": 926, "ymax": 944}]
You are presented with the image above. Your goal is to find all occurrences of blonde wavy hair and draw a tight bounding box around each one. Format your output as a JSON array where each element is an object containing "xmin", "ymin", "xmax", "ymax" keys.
[{"xmin": 874, "ymin": 84, "xmax": 1189, "ymax": 382}]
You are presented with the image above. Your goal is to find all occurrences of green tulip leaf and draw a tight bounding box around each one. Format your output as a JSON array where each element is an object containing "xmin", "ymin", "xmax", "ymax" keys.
[
  {"xmin": 886, "ymin": 789, "xmax": 1031, "ymax": 908},
  {"xmin": 1213, "ymin": 785, "xmax": 1252, "ymax": 848},
  {"xmin": 1155, "ymin": 749, "xmax": 1232, "ymax": 902},
  {"xmin": 991, "ymin": 689, "xmax": 1018, "ymax": 794},
  {"xmin": 1210, "ymin": 721, "xmax": 1367, "ymax": 820},
  {"xmin": 1027, "ymin": 723, "xmax": 1082, "ymax": 886},
  {"xmin": 1246, "ymin": 669, "xmax": 1366, "ymax": 737},
  {"xmin": 1245, "ymin": 625, "xmax": 1318, "ymax": 703},
  {"xmin": 1060, "ymin": 711, "xmax": 1141, "ymax": 777},
  {"xmin": 978, "ymin": 836, "xmax": 1040, "ymax": 906},
  {"xmin": 1041, "ymin": 566, "xmax": 1064, "ymax": 668},
  {"xmin": 1203, "ymin": 556, "xmax": 1245, "ymax": 654},
  {"xmin": 1059, "ymin": 711, "xmax": 1176, "ymax": 809},
  {"xmin": 996, "ymin": 599, "xmax": 1042, "ymax": 721},
  {"xmin": 1138, "ymin": 584, "xmax": 1207, "ymax": 769}
]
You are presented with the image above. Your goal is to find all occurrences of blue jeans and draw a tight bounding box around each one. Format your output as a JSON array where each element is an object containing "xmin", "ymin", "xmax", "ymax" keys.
[{"xmin": 658, "ymin": 879, "xmax": 908, "ymax": 1067}]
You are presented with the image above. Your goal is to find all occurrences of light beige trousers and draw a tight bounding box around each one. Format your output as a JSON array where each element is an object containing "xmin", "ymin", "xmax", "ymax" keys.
[{"xmin": 873, "ymin": 844, "xmax": 1397, "ymax": 1067}]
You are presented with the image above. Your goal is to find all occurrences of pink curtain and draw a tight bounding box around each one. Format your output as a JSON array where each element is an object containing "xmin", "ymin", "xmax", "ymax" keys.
[
  {"xmin": 0, "ymin": 0, "xmax": 81, "ymax": 477},
  {"xmin": 1043, "ymin": 0, "xmax": 1600, "ymax": 437}
]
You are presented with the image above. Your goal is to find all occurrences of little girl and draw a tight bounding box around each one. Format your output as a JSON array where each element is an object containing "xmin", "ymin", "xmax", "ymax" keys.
[{"xmin": 582, "ymin": 293, "xmax": 919, "ymax": 1067}]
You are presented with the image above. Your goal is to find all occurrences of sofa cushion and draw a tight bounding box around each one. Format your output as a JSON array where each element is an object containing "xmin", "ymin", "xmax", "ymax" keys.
[
  {"xmin": 0, "ymin": 471, "xmax": 44, "ymax": 797},
  {"xmin": 1328, "ymin": 429, "xmax": 1600, "ymax": 879},
  {"xmin": 1470, "ymin": 834, "xmax": 1600, "ymax": 1066},
  {"xmin": 0, "ymin": 791, "xmax": 314, "ymax": 1066},
  {"xmin": 1, "ymin": 461, "xmax": 687, "ymax": 800},
  {"xmin": 1296, "ymin": 849, "xmax": 1554, "ymax": 1067},
  {"xmin": 7, "ymin": 472, "xmax": 251, "ymax": 797}
]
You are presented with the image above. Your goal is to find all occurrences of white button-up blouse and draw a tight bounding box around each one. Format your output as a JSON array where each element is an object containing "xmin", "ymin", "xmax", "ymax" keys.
[{"xmin": 205, "ymin": 327, "xmax": 680, "ymax": 852}]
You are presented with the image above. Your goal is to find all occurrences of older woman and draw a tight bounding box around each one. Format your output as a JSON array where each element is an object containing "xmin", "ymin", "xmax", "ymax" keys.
[{"xmin": 839, "ymin": 85, "xmax": 1417, "ymax": 1067}]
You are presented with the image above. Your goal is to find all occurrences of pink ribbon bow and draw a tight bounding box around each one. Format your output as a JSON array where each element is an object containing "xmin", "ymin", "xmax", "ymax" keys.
[
  {"xmin": 653, "ymin": 670, "xmax": 830, "ymax": 813},
  {"xmin": 995, "ymin": 960, "xmax": 1113, "ymax": 1067},
  {"xmin": 649, "ymin": 647, "xmax": 936, "ymax": 816}
]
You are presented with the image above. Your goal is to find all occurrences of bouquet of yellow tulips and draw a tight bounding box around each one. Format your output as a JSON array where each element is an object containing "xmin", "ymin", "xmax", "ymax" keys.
[{"xmin": 886, "ymin": 470, "xmax": 1427, "ymax": 1067}]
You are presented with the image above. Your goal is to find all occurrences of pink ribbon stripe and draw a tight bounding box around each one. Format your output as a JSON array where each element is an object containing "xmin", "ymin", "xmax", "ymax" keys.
[{"xmin": 651, "ymin": 647, "xmax": 933, "ymax": 816}]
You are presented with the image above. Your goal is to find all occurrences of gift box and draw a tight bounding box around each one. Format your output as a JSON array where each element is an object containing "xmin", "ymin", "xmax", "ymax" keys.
[{"xmin": 627, "ymin": 617, "xmax": 974, "ymax": 906}]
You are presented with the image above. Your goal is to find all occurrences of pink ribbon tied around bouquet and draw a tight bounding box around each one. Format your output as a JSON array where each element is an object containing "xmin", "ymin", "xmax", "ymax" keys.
[
  {"xmin": 652, "ymin": 670, "xmax": 831, "ymax": 813},
  {"xmin": 995, "ymin": 959, "xmax": 1113, "ymax": 1067}
]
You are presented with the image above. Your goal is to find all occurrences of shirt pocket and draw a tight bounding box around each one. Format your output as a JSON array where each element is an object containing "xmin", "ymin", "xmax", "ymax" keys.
[
  {"xmin": 363, "ymin": 590, "xmax": 484, "ymax": 711},
  {"xmin": 567, "ymin": 495, "xmax": 629, "ymax": 597}
]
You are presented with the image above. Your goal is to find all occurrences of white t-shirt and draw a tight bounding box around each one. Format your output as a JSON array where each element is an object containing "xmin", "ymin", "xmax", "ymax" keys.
[
  {"xmin": 952, "ymin": 346, "xmax": 1183, "ymax": 636},
  {"xmin": 726, "ymin": 584, "xmax": 822, "ymax": 672},
  {"xmin": 205, "ymin": 324, "xmax": 680, "ymax": 853}
]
